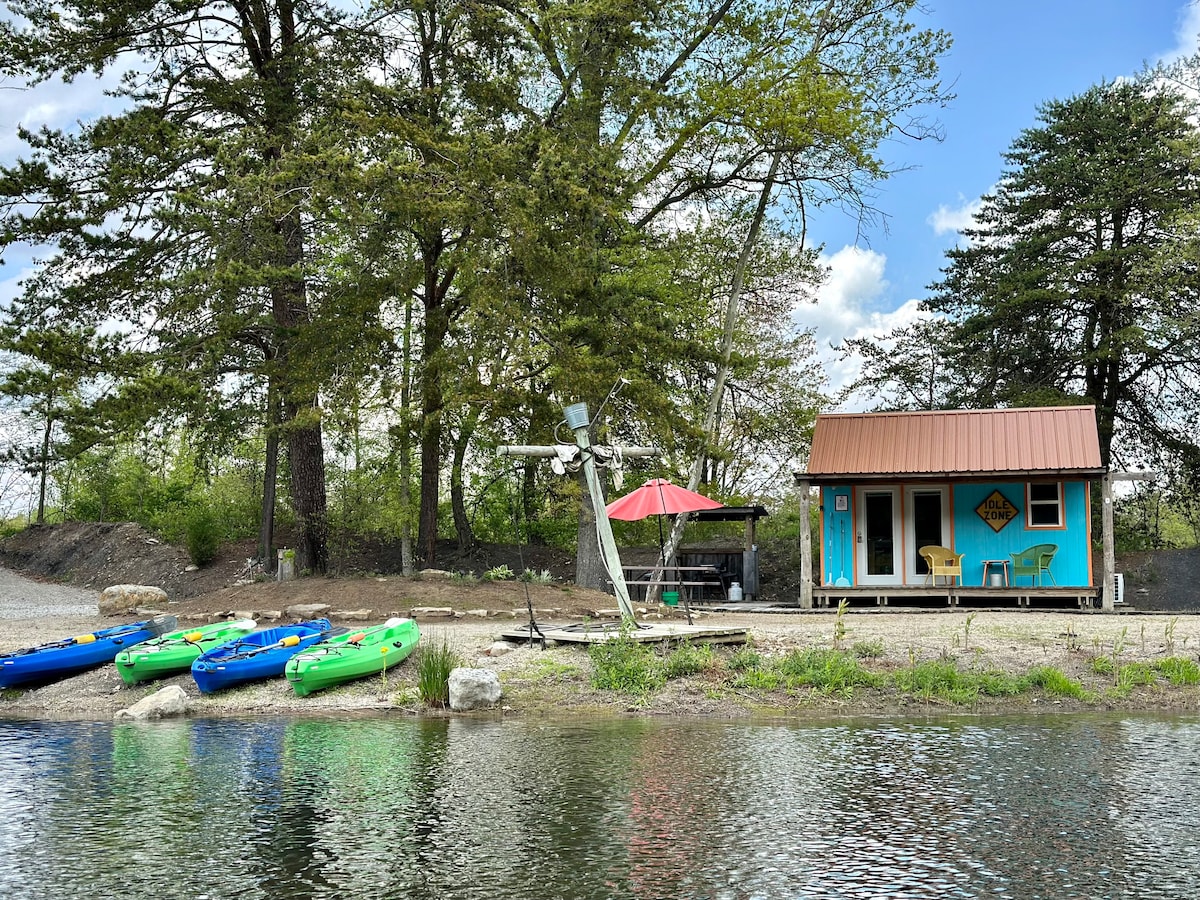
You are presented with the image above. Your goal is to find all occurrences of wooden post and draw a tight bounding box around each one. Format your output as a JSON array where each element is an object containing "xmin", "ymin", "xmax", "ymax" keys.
[
  {"xmin": 563, "ymin": 403, "xmax": 635, "ymax": 622},
  {"xmin": 1101, "ymin": 474, "xmax": 1115, "ymax": 611},
  {"xmin": 797, "ymin": 478, "xmax": 813, "ymax": 609},
  {"xmin": 1101, "ymin": 470, "xmax": 1156, "ymax": 611}
]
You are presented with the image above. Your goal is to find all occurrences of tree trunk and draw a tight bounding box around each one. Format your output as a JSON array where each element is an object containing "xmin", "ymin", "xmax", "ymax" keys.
[
  {"xmin": 398, "ymin": 294, "xmax": 416, "ymax": 576},
  {"xmin": 450, "ymin": 408, "xmax": 479, "ymax": 551},
  {"xmin": 258, "ymin": 387, "xmax": 280, "ymax": 572},
  {"xmin": 417, "ymin": 292, "xmax": 447, "ymax": 566}
]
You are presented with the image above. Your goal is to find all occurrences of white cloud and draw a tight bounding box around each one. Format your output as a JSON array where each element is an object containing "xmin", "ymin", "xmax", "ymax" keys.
[
  {"xmin": 795, "ymin": 246, "xmax": 930, "ymax": 404},
  {"xmin": 1160, "ymin": 0, "xmax": 1200, "ymax": 64},
  {"xmin": 927, "ymin": 196, "xmax": 983, "ymax": 236}
]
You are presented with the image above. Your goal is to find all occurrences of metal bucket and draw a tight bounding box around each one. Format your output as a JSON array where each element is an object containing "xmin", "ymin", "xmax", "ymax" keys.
[{"xmin": 988, "ymin": 572, "xmax": 1005, "ymax": 587}]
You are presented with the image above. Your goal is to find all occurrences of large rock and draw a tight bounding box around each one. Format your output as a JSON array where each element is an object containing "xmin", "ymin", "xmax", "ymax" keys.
[
  {"xmin": 449, "ymin": 668, "xmax": 502, "ymax": 711},
  {"xmin": 114, "ymin": 685, "xmax": 189, "ymax": 721},
  {"xmin": 284, "ymin": 603, "xmax": 331, "ymax": 619},
  {"xmin": 99, "ymin": 584, "xmax": 169, "ymax": 616}
]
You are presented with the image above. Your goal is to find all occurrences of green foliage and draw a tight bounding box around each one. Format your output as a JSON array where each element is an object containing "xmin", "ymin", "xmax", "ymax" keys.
[
  {"xmin": 184, "ymin": 504, "xmax": 221, "ymax": 566},
  {"xmin": 416, "ymin": 636, "xmax": 462, "ymax": 708},
  {"xmin": 852, "ymin": 640, "xmax": 885, "ymax": 659},
  {"xmin": 1023, "ymin": 666, "xmax": 1090, "ymax": 700},
  {"xmin": 589, "ymin": 632, "xmax": 666, "ymax": 698},
  {"xmin": 727, "ymin": 647, "xmax": 763, "ymax": 672},
  {"xmin": 1155, "ymin": 657, "xmax": 1200, "ymax": 685},
  {"xmin": 662, "ymin": 641, "xmax": 715, "ymax": 679},
  {"xmin": 483, "ymin": 565, "xmax": 515, "ymax": 582},
  {"xmin": 774, "ymin": 648, "xmax": 882, "ymax": 694},
  {"xmin": 894, "ymin": 659, "xmax": 1025, "ymax": 704}
]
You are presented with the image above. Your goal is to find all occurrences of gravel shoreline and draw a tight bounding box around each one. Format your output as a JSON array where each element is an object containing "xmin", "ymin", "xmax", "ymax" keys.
[{"xmin": 4, "ymin": 567, "xmax": 1200, "ymax": 720}]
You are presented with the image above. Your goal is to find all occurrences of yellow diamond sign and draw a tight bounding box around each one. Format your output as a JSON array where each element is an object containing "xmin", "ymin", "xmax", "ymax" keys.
[{"xmin": 976, "ymin": 490, "xmax": 1018, "ymax": 533}]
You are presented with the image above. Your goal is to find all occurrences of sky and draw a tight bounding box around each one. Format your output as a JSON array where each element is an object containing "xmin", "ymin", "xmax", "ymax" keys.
[
  {"xmin": 806, "ymin": 0, "xmax": 1200, "ymax": 399},
  {"xmin": 2, "ymin": 2, "xmax": 1200, "ymax": 392}
]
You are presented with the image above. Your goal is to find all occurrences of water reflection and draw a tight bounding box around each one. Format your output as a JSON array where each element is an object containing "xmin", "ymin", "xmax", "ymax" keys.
[{"xmin": 1, "ymin": 714, "xmax": 1200, "ymax": 899}]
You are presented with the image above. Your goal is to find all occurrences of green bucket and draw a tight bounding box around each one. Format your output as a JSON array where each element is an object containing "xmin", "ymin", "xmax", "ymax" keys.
[{"xmin": 662, "ymin": 591, "xmax": 679, "ymax": 607}]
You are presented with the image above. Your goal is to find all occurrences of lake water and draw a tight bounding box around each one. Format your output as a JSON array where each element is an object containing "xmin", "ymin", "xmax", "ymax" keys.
[{"xmin": 2, "ymin": 714, "xmax": 1199, "ymax": 899}]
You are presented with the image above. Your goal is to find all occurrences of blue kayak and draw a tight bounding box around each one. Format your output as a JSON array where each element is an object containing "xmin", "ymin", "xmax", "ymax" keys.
[
  {"xmin": 0, "ymin": 615, "xmax": 179, "ymax": 689},
  {"xmin": 191, "ymin": 619, "xmax": 338, "ymax": 694}
]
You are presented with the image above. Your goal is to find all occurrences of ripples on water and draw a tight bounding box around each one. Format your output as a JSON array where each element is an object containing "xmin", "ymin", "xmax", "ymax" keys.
[{"xmin": 1, "ymin": 714, "xmax": 1199, "ymax": 899}]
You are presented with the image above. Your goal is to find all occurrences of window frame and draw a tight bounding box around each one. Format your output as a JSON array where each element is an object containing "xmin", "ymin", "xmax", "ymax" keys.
[{"xmin": 1025, "ymin": 481, "xmax": 1065, "ymax": 529}]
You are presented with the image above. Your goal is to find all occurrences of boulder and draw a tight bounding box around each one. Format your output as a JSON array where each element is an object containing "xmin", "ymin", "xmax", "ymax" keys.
[
  {"xmin": 411, "ymin": 607, "xmax": 454, "ymax": 618},
  {"xmin": 333, "ymin": 608, "xmax": 374, "ymax": 621},
  {"xmin": 99, "ymin": 584, "xmax": 169, "ymax": 616},
  {"xmin": 285, "ymin": 603, "xmax": 331, "ymax": 619},
  {"xmin": 114, "ymin": 685, "xmax": 189, "ymax": 721},
  {"xmin": 448, "ymin": 668, "xmax": 502, "ymax": 711},
  {"xmin": 488, "ymin": 641, "xmax": 518, "ymax": 657}
]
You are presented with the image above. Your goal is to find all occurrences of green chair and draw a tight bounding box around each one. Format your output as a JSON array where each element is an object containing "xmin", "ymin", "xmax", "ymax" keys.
[{"xmin": 1010, "ymin": 544, "xmax": 1057, "ymax": 586}]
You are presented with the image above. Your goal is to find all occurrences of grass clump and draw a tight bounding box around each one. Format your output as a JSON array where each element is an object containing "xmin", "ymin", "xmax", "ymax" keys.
[
  {"xmin": 662, "ymin": 641, "xmax": 715, "ymax": 679},
  {"xmin": 1023, "ymin": 666, "xmax": 1090, "ymax": 700},
  {"xmin": 589, "ymin": 632, "xmax": 665, "ymax": 698},
  {"xmin": 416, "ymin": 634, "xmax": 462, "ymax": 708},
  {"xmin": 852, "ymin": 639, "xmax": 885, "ymax": 659},
  {"xmin": 775, "ymin": 648, "xmax": 882, "ymax": 695},
  {"xmin": 1155, "ymin": 657, "xmax": 1200, "ymax": 685},
  {"xmin": 727, "ymin": 646, "xmax": 762, "ymax": 672}
]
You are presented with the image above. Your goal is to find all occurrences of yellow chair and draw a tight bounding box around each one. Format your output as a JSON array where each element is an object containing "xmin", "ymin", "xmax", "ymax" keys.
[
  {"xmin": 1010, "ymin": 544, "xmax": 1057, "ymax": 586},
  {"xmin": 919, "ymin": 545, "xmax": 964, "ymax": 586}
]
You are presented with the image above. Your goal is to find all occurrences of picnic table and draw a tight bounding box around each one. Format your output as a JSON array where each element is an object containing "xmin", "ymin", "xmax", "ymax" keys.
[{"xmin": 619, "ymin": 564, "xmax": 730, "ymax": 602}]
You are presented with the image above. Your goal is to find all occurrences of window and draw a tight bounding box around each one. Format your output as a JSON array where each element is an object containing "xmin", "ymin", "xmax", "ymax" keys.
[{"xmin": 1027, "ymin": 482, "xmax": 1063, "ymax": 528}]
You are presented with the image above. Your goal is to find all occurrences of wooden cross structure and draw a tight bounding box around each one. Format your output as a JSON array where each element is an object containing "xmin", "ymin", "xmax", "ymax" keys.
[{"xmin": 497, "ymin": 401, "xmax": 655, "ymax": 623}]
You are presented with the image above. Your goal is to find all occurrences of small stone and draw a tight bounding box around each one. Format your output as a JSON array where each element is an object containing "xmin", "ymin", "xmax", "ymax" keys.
[{"xmin": 488, "ymin": 641, "xmax": 517, "ymax": 657}]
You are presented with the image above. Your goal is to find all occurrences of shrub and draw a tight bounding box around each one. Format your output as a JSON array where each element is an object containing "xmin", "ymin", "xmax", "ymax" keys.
[{"xmin": 184, "ymin": 504, "xmax": 222, "ymax": 566}]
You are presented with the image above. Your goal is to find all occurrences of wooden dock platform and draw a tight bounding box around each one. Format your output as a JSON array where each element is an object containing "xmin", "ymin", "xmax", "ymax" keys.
[{"xmin": 499, "ymin": 621, "xmax": 748, "ymax": 646}]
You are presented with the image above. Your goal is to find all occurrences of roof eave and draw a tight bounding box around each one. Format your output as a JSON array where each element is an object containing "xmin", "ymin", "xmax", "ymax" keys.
[{"xmin": 799, "ymin": 468, "xmax": 1107, "ymax": 483}]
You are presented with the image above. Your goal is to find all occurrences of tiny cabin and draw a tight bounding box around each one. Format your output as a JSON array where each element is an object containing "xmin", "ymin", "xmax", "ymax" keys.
[{"xmin": 800, "ymin": 406, "xmax": 1105, "ymax": 608}]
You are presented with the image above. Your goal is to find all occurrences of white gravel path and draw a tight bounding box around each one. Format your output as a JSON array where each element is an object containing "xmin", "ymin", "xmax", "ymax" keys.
[{"xmin": 0, "ymin": 567, "xmax": 99, "ymax": 619}]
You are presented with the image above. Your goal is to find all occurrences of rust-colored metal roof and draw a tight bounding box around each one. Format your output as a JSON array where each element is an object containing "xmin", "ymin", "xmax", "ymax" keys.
[{"xmin": 805, "ymin": 406, "xmax": 1105, "ymax": 481}]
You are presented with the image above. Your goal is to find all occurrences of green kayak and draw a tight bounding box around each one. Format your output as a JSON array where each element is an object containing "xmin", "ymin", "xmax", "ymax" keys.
[
  {"xmin": 284, "ymin": 617, "xmax": 420, "ymax": 697},
  {"xmin": 115, "ymin": 618, "xmax": 258, "ymax": 685}
]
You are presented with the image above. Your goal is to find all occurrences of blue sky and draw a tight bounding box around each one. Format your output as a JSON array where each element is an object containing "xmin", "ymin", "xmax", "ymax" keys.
[{"xmin": 808, "ymin": 0, "xmax": 1200, "ymax": 396}]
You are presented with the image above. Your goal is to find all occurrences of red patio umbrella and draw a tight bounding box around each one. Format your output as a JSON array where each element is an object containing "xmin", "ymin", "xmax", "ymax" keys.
[
  {"xmin": 606, "ymin": 479, "xmax": 724, "ymax": 624},
  {"xmin": 606, "ymin": 478, "xmax": 724, "ymax": 520}
]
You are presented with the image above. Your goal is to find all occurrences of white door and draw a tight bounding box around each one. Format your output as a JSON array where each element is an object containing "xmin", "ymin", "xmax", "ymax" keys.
[
  {"xmin": 904, "ymin": 486, "xmax": 950, "ymax": 585},
  {"xmin": 856, "ymin": 488, "xmax": 902, "ymax": 585}
]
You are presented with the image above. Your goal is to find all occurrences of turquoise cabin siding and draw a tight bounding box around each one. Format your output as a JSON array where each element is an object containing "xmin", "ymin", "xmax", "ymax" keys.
[
  {"xmin": 952, "ymin": 482, "xmax": 1091, "ymax": 587},
  {"xmin": 819, "ymin": 481, "xmax": 1092, "ymax": 588},
  {"xmin": 820, "ymin": 487, "xmax": 855, "ymax": 584}
]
